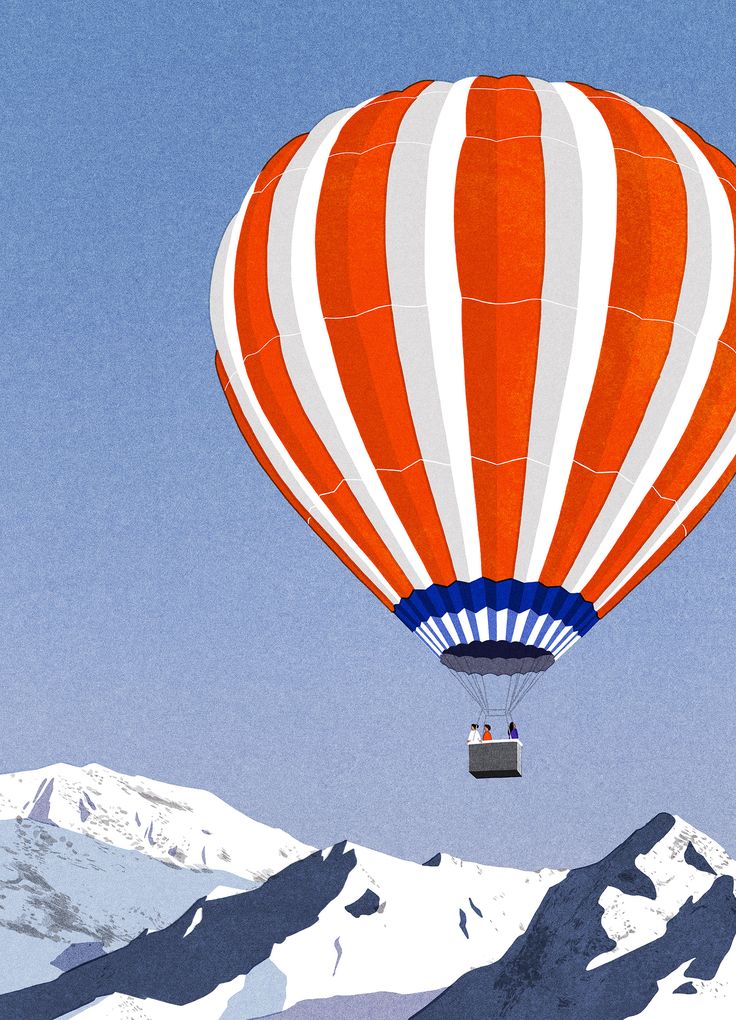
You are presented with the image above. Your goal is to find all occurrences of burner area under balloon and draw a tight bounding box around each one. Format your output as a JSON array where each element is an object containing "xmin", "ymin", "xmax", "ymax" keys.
[{"xmin": 441, "ymin": 640, "xmax": 555, "ymax": 677}]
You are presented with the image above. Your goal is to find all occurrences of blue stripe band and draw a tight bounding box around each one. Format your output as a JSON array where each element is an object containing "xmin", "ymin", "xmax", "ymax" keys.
[{"xmin": 394, "ymin": 579, "xmax": 599, "ymax": 644}]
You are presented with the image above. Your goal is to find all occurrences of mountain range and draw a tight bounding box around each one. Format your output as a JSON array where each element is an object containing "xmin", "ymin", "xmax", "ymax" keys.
[{"xmin": 0, "ymin": 764, "xmax": 732, "ymax": 1018}]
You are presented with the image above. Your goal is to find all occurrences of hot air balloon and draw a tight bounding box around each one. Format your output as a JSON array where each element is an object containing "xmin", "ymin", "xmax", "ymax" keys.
[{"xmin": 210, "ymin": 76, "xmax": 736, "ymax": 776}]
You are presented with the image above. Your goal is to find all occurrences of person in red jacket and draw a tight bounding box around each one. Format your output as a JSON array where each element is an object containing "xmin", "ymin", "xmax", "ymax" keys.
[{"xmin": 482, "ymin": 724, "xmax": 493, "ymax": 741}]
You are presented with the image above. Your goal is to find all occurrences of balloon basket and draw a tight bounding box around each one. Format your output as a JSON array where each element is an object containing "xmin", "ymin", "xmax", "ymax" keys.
[{"xmin": 469, "ymin": 740, "xmax": 523, "ymax": 779}]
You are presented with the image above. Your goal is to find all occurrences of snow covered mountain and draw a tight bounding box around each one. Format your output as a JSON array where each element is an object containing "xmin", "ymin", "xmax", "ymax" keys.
[
  {"xmin": 0, "ymin": 838, "xmax": 564, "ymax": 1020},
  {"xmin": 0, "ymin": 765, "xmax": 733, "ymax": 1020},
  {"xmin": 0, "ymin": 764, "xmax": 314, "ymax": 995},
  {"xmin": 0, "ymin": 815, "xmax": 258, "ymax": 995},
  {"xmin": 416, "ymin": 813, "xmax": 736, "ymax": 1019},
  {"xmin": 0, "ymin": 763, "xmax": 314, "ymax": 881}
]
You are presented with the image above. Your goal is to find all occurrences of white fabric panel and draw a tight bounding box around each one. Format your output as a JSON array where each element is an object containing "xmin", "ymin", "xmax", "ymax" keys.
[
  {"xmin": 514, "ymin": 82, "xmax": 617, "ymax": 581},
  {"xmin": 211, "ymin": 198, "xmax": 400, "ymax": 604},
  {"xmin": 565, "ymin": 106, "xmax": 735, "ymax": 593},
  {"xmin": 555, "ymin": 633, "xmax": 581, "ymax": 658},
  {"xmin": 385, "ymin": 79, "xmax": 481, "ymax": 583},
  {"xmin": 267, "ymin": 102, "xmax": 433, "ymax": 591},
  {"xmin": 595, "ymin": 411, "xmax": 736, "ymax": 610}
]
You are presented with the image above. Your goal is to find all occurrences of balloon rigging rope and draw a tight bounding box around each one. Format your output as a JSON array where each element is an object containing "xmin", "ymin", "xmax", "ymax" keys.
[{"xmin": 452, "ymin": 667, "xmax": 544, "ymax": 724}]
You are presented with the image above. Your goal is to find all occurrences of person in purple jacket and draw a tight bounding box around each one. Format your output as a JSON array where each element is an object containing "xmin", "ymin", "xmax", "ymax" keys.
[{"xmin": 508, "ymin": 721, "xmax": 519, "ymax": 740}]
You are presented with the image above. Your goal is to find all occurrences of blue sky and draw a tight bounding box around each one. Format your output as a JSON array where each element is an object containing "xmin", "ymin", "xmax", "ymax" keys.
[{"xmin": 3, "ymin": 0, "xmax": 736, "ymax": 870}]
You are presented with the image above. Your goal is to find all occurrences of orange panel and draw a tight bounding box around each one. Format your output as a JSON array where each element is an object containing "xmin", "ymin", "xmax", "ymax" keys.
[
  {"xmin": 314, "ymin": 83, "xmax": 456, "ymax": 585},
  {"xmin": 540, "ymin": 85, "xmax": 689, "ymax": 588},
  {"xmin": 215, "ymin": 353, "xmax": 394, "ymax": 610},
  {"xmin": 456, "ymin": 75, "xmax": 545, "ymax": 580},
  {"xmin": 230, "ymin": 131, "xmax": 413, "ymax": 599}
]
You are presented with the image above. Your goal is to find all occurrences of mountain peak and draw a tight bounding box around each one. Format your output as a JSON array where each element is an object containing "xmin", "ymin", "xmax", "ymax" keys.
[
  {"xmin": 0, "ymin": 762, "xmax": 315, "ymax": 881},
  {"xmin": 0, "ymin": 768, "xmax": 732, "ymax": 1020}
]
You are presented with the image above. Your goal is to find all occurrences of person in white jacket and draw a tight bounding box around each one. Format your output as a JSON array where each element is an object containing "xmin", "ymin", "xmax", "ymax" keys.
[{"xmin": 467, "ymin": 723, "xmax": 482, "ymax": 744}]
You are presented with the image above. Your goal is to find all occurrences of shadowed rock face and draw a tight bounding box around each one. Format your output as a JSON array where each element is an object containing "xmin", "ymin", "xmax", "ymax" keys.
[
  {"xmin": 344, "ymin": 889, "xmax": 380, "ymax": 918},
  {"xmin": 0, "ymin": 844, "xmax": 357, "ymax": 1020},
  {"xmin": 0, "ymin": 818, "xmax": 257, "ymax": 996},
  {"xmin": 50, "ymin": 942, "xmax": 105, "ymax": 972},
  {"xmin": 685, "ymin": 840, "xmax": 717, "ymax": 876},
  {"xmin": 413, "ymin": 814, "xmax": 736, "ymax": 1020},
  {"xmin": 1, "ymin": 811, "xmax": 733, "ymax": 1020}
]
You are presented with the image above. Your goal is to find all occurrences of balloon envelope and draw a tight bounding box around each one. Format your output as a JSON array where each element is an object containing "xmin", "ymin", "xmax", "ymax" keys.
[{"xmin": 211, "ymin": 75, "xmax": 736, "ymax": 677}]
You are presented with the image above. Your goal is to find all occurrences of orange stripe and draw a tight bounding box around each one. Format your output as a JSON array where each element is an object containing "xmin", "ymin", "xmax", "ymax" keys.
[
  {"xmin": 313, "ymin": 83, "xmax": 456, "ymax": 586},
  {"xmin": 455, "ymin": 75, "xmax": 545, "ymax": 580},
  {"xmin": 582, "ymin": 114, "xmax": 736, "ymax": 604},
  {"xmin": 215, "ymin": 353, "xmax": 393, "ymax": 611},
  {"xmin": 539, "ymin": 84, "xmax": 689, "ymax": 588},
  {"xmin": 596, "ymin": 453, "xmax": 736, "ymax": 617},
  {"xmin": 230, "ymin": 132, "xmax": 413, "ymax": 600}
]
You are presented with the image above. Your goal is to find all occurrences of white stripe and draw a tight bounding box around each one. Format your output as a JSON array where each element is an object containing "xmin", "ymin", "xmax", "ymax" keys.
[
  {"xmin": 538, "ymin": 619, "xmax": 564, "ymax": 649},
  {"xmin": 267, "ymin": 104, "xmax": 434, "ymax": 591},
  {"xmin": 511, "ymin": 609, "xmax": 532, "ymax": 642},
  {"xmin": 384, "ymin": 80, "xmax": 481, "ymax": 583},
  {"xmin": 210, "ymin": 199, "xmax": 400, "ymax": 604},
  {"xmin": 526, "ymin": 613, "xmax": 551, "ymax": 646},
  {"xmin": 423, "ymin": 77, "xmax": 481, "ymax": 580},
  {"xmin": 457, "ymin": 608, "xmax": 474, "ymax": 643},
  {"xmin": 565, "ymin": 108, "xmax": 735, "ymax": 593},
  {"xmin": 595, "ymin": 413, "xmax": 736, "ymax": 610},
  {"xmin": 476, "ymin": 606, "xmax": 491, "ymax": 641},
  {"xmin": 440, "ymin": 612, "xmax": 465, "ymax": 645},
  {"xmin": 495, "ymin": 608, "xmax": 509, "ymax": 640},
  {"xmin": 515, "ymin": 83, "xmax": 617, "ymax": 580},
  {"xmin": 547, "ymin": 625, "xmax": 573, "ymax": 654},
  {"xmin": 416, "ymin": 623, "xmax": 444, "ymax": 655},
  {"xmin": 425, "ymin": 617, "xmax": 449, "ymax": 648},
  {"xmin": 555, "ymin": 633, "xmax": 581, "ymax": 658},
  {"xmin": 416, "ymin": 630, "xmax": 443, "ymax": 655}
]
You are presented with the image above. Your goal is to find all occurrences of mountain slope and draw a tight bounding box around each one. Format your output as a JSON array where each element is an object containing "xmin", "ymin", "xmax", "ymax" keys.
[
  {"xmin": 0, "ymin": 767, "xmax": 733, "ymax": 1020},
  {"xmin": 0, "ymin": 817, "xmax": 255, "ymax": 995},
  {"xmin": 0, "ymin": 838, "xmax": 564, "ymax": 1018},
  {"xmin": 0, "ymin": 763, "xmax": 314, "ymax": 995},
  {"xmin": 413, "ymin": 813, "xmax": 736, "ymax": 1019},
  {"xmin": 0, "ymin": 843, "xmax": 358, "ymax": 1020},
  {"xmin": 0, "ymin": 764, "xmax": 314, "ymax": 881}
]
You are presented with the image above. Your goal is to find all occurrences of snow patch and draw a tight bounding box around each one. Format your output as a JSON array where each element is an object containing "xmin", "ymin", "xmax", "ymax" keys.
[
  {"xmin": 183, "ymin": 907, "xmax": 203, "ymax": 938},
  {"xmin": 270, "ymin": 841, "xmax": 565, "ymax": 1006},
  {"xmin": 0, "ymin": 763, "xmax": 315, "ymax": 882},
  {"xmin": 588, "ymin": 816, "xmax": 736, "ymax": 971},
  {"xmin": 205, "ymin": 886, "xmax": 247, "ymax": 902}
]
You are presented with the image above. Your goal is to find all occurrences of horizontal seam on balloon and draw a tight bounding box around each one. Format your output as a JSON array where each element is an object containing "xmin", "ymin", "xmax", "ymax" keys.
[
  {"xmin": 321, "ymin": 133, "xmax": 576, "ymax": 158},
  {"xmin": 250, "ymin": 132, "xmax": 577, "ymax": 195},
  {"xmin": 249, "ymin": 89, "xmax": 434, "ymax": 194},
  {"xmin": 611, "ymin": 150, "xmax": 736, "ymax": 199},
  {"xmin": 298, "ymin": 297, "xmax": 700, "ymax": 339},
  {"xmin": 224, "ymin": 316, "xmax": 734, "ymax": 394},
  {"xmin": 305, "ymin": 457, "xmax": 688, "ymax": 537},
  {"xmin": 249, "ymin": 136, "xmax": 736, "ymax": 199},
  {"xmin": 468, "ymin": 86, "xmax": 558, "ymax": 94}
]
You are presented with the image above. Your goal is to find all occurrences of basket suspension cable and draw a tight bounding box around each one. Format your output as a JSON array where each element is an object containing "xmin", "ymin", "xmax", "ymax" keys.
[
  {"xmin": 504, "ymin": 674, "xmax": 516, "ymax": 728},
  {"xmin": 509, "ymin": 671, "xmax": 542, "ymax": 713},
  {"xmin": 451, "ymin": 661, "xmax": 546, "ymax": 729},
  {"xmin": 453, "ymin": 669, "xmax": 478, "ymax": 705}
]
